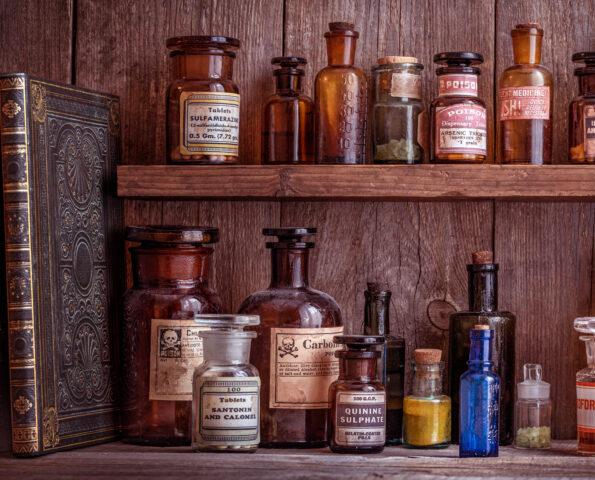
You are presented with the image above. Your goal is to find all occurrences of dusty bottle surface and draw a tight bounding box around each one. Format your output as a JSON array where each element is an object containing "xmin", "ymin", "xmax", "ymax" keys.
[
  {"xmin": 363, "ymin": 283, "xmax": 405, "ymax": 444},
  {"xmin": 569, "ymin": 52, "xmax": 595, "ymax": 164},
  {"xmin": 166, "ymin": 36, "xmax": 241, "ymax": 165},
  {"xmin": 430, "ymin": 52, "xmax": 487, "ymax": 164},
  {"xmin": 315, "ymin": 22, "xmax": 367, "ymax": 164},
  {"xmin": 372, "ymin": 56, "xmax": 424, "ymax": 164},
  {"xmin": 514, "ymin": 363, "xmax": 551, "ymax": 449},
  {"xmin": 449, "ymin": 251, "xmax": 515, "ymax": 446},
  {"xmin": 262, "ymin": 57, "xmax": 314, "ymax": 164},
  {"xmin": 192, "ymin": 314, "xmax": 260, "ymax": 453},
  {"xmin": 328, "ymin": 335, "xmax": 386, "ymax": 453},
  {"xmin": 498, "ymin": 23, "xmax": 553, "ymax": 164},
  {"xmin": 121, "ymin": 226, "xmax": 222, "ymax": 445},
  {"xmin": 403, "ymin": 349, "xmax": 451, "ymax": 449},
  {"xmin": 238, "ymin": 228, "xmax": 343, "ymax": 447},
  {"xmin": 574, "ymin": 317, "xmax": 595, "ymax": 455}
]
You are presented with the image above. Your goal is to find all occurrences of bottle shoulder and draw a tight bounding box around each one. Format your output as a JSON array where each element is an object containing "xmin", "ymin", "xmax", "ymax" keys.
[
  {"xmin": 194, "ymin": 363, "xmax": 259, "ymax": 378},
  {"xmin": 500, "ymin": 64, "xmax": 553, "ymax": 87},
  {"xmin": 315, "ymin": 66, "xmax": 367, "ymax": 83},
  {"xmin": 461, "ymin": 369, "xmax": 500, "ymax": 384},
  {"xmin": 431, "ymin": 96, "xmax": 486, "ymax": 108}
]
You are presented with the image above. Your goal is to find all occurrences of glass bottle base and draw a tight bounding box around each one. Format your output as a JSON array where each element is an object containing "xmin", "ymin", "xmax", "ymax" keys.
[
  {"xmin": 192, "ymin": 444, "xmax": 258, "ymax": 453},
  {"xmin": 330, "ymin": 444, "xmax": 384, "ymax": 454},
  {"xmin": 122, "ymin": 436, "xmax": 190, "ymax": 447},
  {"xmin": 403, "ymin": 440, "xmax": 450, "ymax": 449}
]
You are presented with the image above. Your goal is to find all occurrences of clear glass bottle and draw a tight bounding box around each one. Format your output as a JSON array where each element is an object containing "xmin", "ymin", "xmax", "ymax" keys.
[
  {"xmin": 238, "ymin": 228, "xmax": 343, "ymax": 447},
  {"xmin": 192, "ymin": 314, "xmax": 260, "ymax": 453},
  {"xmin": 372, "ymin": 56, "xmax": 424, "ymax": 164},
  {"xmin": 498, "ymin": 23, "xmax": 553, "ymax": 164},
  {"xmin": 262, "ymin": 57, "xmax": 314, "ymax": 164},
  {"xmin": 315, "ymin": 22, "xmax": 367, "ymax": 164},
  {"xmin": 430, "ymin": 52, "xmax": 487, "ymax": 163},
  {"xmin": 459, "ymin": 325, "xmax": 500, "ymax": 458},
  {"xmin": 166, "ymin": 36, "xmax": 241, "ymax": 165},
  {"xmin": 363, "ymin": 283, "xmax": 405, "ymax": 445},
  {"xmin": 573, "ymin": 317, "xmax": 595, "ymax": 455},
  {"xmin": 329, "ymin": 335, "xmax": 386, "ymax": 453},
  {"xmin": 449, "ymin": 251, "xmax": 515, "ymax": 446},
  {"xmin": 121, "ymin": 226, "xmax": 222, "ymax": 446},
  {"xmin": 514, "ymin": 363, "xmax": 551, "ymax": 449},
  {"xmin": 403, "ymin": 349, "xmax": 451, "ymax": 449},
  {"xmin": 569, "ymin": 52, "xmax": 595, "ymax": 164}
]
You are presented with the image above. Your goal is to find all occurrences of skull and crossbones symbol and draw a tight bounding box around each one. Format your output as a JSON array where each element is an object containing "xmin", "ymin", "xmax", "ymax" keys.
[{"xmin": 278, "ymin": 337, "xmax": 298, "ymax": 358}]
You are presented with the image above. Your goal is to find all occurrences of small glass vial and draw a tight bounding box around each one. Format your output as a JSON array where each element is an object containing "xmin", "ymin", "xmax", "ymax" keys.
[
  {"xmin": 514, "ymin": 364, "xmax": 551, "ymax": 449},
  {"xmin": 372, "ymin": 56, "xmax": 424, "ymax": 164},
  {"xmin": 192, "ymin": 314, "xmax": 260, "ymax": 453},
  {"xmin": 403, "ymin": 349, "xmax": 451, "ymax": 449},
  {"xmin": 574, "ymin": 317, "xmax": 595, "ymax": 455},
  {"xmin": 166, "ymin": 36, "xmax": 241, "ymax": 165},
  {"xmin": 262, "ymin": 57, "xmax": 314, "ymax": 164},
  {"xmin": 569, "ymin": 52, "xmax": 595, "ymax": 164},
  {"xmin": 329, "ymin": 335, "xmax": 386, "ymax": 454},
  {"xmin": 459, "ymin": 325, "xmax": 500, "ymax": 458},
  {"xmin": 430, "ymin": 52, "xmax": 487, "ymax": 164}
]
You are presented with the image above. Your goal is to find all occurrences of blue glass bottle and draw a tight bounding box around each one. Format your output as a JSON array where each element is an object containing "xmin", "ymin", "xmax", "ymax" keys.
[{"xmin": 459, "ymin": 325, "xmax": 500, "ymax": 457}]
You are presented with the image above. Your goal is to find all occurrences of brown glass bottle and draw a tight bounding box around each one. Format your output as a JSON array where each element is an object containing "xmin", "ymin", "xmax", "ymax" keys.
[
  {"xmin": 262, "ymin": 57, "xmax": 314, "ymax": 164},
  {"xmin": 329, "ymin": 336, "xmax": 386, "ymax": 454},
  {"xmin": 448, "ymin": 251, "xmax": 515, "ymax": 446},
  {"xmin": 498, "ymin": 23, "xmax": 553, "ymax": 164},
  {"xmin": 166, "ymin": 36, "xmax": 240, "ymax": 165},
  {"xmin": 569, "ymin": 52, "xmax": 595, "ymax": 164},
  {"xmin": 121, "ymin": 226, "xmax": 222, "ymax": 445},
  {"xmin": 430, "ymin": 52, "xmax": 487, "ymax": 163},
  {"xmin": 315, "ymin": 22, "xmax": 367, "ymax": 164},
  {"xmin": 238, "ymin": 228, "xmax": 343, "ymax": 447}
]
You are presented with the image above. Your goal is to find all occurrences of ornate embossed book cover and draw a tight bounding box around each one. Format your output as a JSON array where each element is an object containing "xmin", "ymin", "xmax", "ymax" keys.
[{"xmin": 0, "ymin": 74, "xmax": 122, "ymax": 456}]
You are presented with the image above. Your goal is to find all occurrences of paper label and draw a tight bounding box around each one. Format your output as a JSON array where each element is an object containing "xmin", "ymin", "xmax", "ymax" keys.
[
  {"xmin": 499, "ymin": 86, "xmax": 550, "ymax": 120},
  {"xmin": 149, "ymin": 319, "xmax": 208, "ymax": 401},
  {"xmin": 180, "ymin": 91, "xmax": 240, "ymax": 156},
  {"xmin": 391, "ymin": 72, "xmax": 421, "ymax": 99},
  {"xmin": 334, "ymin": 391, "xmax": 386, "ymax": 446},
  {"xmin": 438, "ymin": 74, "xmax": 478, "ymax": 97},
  {"xmin": 584, "ymin": 105, "xmax": 595, "ymax": 158},
  {"xmin": 577, "ymin": 381, "xmax": 595, "ymax": 433},
  {"xmin": 435, "ymin": 104, "xmax": 487, "ymax": 155},
  {"xmin": 194, "ymin": 377, "xmax": 260, "ymax": 445},
  {"xmin": 269, "ymin": 326, "xmax": 343, "ymax": 409}
]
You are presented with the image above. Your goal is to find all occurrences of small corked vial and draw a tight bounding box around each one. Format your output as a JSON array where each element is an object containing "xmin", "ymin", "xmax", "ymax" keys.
[{"xmin": 472, "ymin": 251, "xmax": 493, "ymax": 265}]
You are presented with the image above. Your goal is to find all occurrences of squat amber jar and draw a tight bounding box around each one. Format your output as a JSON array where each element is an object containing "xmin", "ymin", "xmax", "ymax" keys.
[
  {"xmin": 570, "ymin": 52, "xmax": 595, "ymax": 163},
  {"xmin": 166, "ymin": 36, "xmax": 241, "ymax": 165},
  {"xmin": 121, "ymin": 226, "xmax": 222, "ymax": 446}
]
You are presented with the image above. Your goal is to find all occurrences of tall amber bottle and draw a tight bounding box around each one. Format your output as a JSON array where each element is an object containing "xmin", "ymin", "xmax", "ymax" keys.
[
  {"xmin": 498, "ymin": 23, "xmax": 553, "ymax": 164},
  {"xmin": 315, "ymin": 22, "xmax": 367, "ymax": 164},
  {"xmin": 569, "ymin": 52, "xmax": 595, "ymax": 164},
  {"xmin": 238, "ymin": 228, "xmax": 343, "ymax": 447},
  {"xmin": 262, "ymin": 57, "xmax": 314, "ymax": 164}
]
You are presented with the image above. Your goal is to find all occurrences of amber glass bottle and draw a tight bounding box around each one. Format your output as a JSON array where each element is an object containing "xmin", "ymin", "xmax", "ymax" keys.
[
  {"xmin": 238, "ymin": 228, "xmax": 343, "ymax": 447},
  {"xmin": 569, "ymin": 52, "xmax": 595, "ymax": 164},
  {"xmin": 315, "ymin": 22, "xmax": 367, "ymax": 164},
  {"xmin": 498, "ymin": 23, "xmax": 553, "ymax": 164},
  {"xmin": 329, "ymin": 336, "xmax": 386, "ymax": 454},
  {"xmin": 121, "ymin": 226, "xmax": 222, "ymax": 445},
  {"xmin": 166, "ymin": 36, "xmax": 240, "ymax": 165},
  {"xmin": 430, "ymin": 52, "xmax": 487, "ymax": 163},
  {"xmin": 262, "ymin": 57, "xmax": 314, "ymax": 164}
]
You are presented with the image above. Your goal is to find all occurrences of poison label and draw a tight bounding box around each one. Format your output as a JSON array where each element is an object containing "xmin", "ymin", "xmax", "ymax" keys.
[
  {"xmin": 435, "ymin": 104, "xmax": 487, "ymax": 156},
  {"xmin": 438, "ymin": 74, "xmax": 478, "ymax": 96},
  {"xmin": 577, "ymin": 381, "xmax": 595, "ymax": 433}
]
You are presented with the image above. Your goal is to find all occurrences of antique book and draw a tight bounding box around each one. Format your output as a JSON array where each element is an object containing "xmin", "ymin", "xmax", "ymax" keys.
[{"xmin": 0, "ymin": 74, "xmax": 122, "ymax": 456}]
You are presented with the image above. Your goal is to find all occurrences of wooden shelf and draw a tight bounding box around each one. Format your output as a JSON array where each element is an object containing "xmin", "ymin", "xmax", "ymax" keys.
[
  {"xmin": 0, "ymin": 441, "xmax": 589, "ymax": 479},
  {"xmin": 117, "ymin": 164, "xmax": 595, "ymax": 200}
]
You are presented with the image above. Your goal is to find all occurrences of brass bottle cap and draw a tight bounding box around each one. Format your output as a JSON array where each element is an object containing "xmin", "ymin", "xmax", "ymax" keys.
[
  {"xmin": 414, "ymin": 349, "xmax": 442, "ymax": 362},
  {"xmin": 377, "ymin": 55, "xmax": 419, "ymax": 65},
  {"xmin": 474, "ymin": 325, "xmax": 490, "ymax": 330},
  {"xmin": 472, "ymin": 250, "xmax": 493, "ymax": 264}
]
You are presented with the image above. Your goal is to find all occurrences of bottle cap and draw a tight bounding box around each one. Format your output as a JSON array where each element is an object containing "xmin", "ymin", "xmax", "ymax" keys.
[
  {"xmin": 512, "ymin": 23, "xmax": 543, "ymax": 36},
  {"xmin": 433, "ymin": 51, "xmax": 483, "ymax": 66},
  {"xmin": 572, "ymin": 52, "xmax": 595, "ymax": 66},
  {"xmin": 414, "ymin": 348, "xmax": 442, "ymax": 363},
  {"xmin": 126, "ymin": 225, "xmax": 219, "ymax": 244},
  {"xmin": 377, "ymin": 56, "xmax": 419, "ymax": 65},
  {"xmin": 334, "ymin": 335, "xmax": 385, "ymax": 348},
  {"xmin": 474, "ymin": 324, "xmax": 490, "ymax": 330},
  {"xmin": 472, "ymin": 251, "xmax": 493, "ymax": 264},
  {"xmin": 325, "ymin": 22, "xmax": 359, "ymax": 38},
  {"xmin": 263, "ymin": 227, "xmax": 316, "ymax": 249},
  {"xmin": 195, "ymin": 314, "xmax": 259, "ymax": 339},
  {"xmin": 574, "ymin": 317, "xmax": 595, "ymax": 334},
  {"xmin": 166, "ymin": 36, "xmax": 241, "ymax": 53},
  {"xmin": 518, "ymin": 363, "xmax": 550, "ymax": 400}
]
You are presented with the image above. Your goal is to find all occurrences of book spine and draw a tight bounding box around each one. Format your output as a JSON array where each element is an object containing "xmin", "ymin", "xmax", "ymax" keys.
[{"xmin": 0, "ymin": 74, "xmax": 40, "ymax": 456}]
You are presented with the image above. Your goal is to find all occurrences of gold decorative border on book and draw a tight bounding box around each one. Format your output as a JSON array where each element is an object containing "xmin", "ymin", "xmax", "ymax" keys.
[{"xmin": 0, "ymin": 77, "xmax": 25, "ymax": 90}]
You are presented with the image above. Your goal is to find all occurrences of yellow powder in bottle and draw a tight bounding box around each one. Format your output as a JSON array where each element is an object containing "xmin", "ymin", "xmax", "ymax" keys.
[{"xmin": 403, "ymin": 396, "xmax": 451, "ymax": 447}]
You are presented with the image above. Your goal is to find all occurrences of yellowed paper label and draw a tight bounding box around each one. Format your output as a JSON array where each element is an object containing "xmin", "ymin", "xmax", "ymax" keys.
[
  {"xmin": 269, "ymin": 326, "xmax": 343, "ymax": 409},
  {"xmin": 179, "ymin": 91, "xmax": 240, "ymax": 156},
  {"xmin": 149, "ymin": 319, "xmax": 209, "ymax": 401},
  {"xmin": 390, "ymin": 72, "xmax": 421, "ymax": 99}
]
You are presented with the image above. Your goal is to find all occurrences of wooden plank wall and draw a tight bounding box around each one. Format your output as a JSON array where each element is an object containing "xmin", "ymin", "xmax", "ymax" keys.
[{"xmin": 2, "ymin": 0, "xmax": 594, "ymax": 439}]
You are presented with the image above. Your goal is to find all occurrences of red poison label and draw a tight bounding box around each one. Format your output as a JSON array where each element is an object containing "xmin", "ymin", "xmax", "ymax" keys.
[
  {"xmin": 435, "ymin": 104, "xmax": 487, "ymax": 156},
  {"xmin": 577, "ymin": 381, "xmax": 595, "ymax": 433},
  {"xmin": 499, "ymin": 86, "xmax": 550, "ymax": 120},
  {"xmin": 439, "ymin": 74, "xmax": 478, "ymax": 96}
]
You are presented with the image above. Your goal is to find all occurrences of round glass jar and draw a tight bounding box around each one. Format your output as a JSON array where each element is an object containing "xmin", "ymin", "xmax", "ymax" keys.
[
  {"xmin": 372, "ymin": 56, "xmax": 424, "ymax": 164},
  {"xmin": 121, "ymin": 225, "xmax": 222, "ymax": 446},
  {"xmin": 166, "ymin": 36, "xmax": 241, "ymax": 165}
]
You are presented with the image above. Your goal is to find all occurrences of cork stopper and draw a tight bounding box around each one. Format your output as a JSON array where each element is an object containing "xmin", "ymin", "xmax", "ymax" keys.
[
  {"xmin": 377, "ymin": 55, "xmax": 419, "ymax": 65},
  {"xmin": 474, "ymin": 324, "xmax": 490, "ymax": 330},
  {"xmin": 414, "ymin": 349, "xmax": 442, "ymax": 363},
  {"xmin": 516, "ymin": 22, "xmax": 541, "ymax": 29},
  {"xmin": 329, "ymin": 22, "xmax": 355, "ymax": 32},
  {"xmin": 472, "ymin": 250, "xmax": 493, "ymax": 264}
]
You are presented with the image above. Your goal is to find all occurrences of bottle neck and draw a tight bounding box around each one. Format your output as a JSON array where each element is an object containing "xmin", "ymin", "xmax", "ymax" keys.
[
  {"xmin": 364, "ymin": 291, "xmax": 390, "ymax": 335},
  {"xmin": 468, "ymin": 266, "xmax": 498, "ymax": 312},
  {"xmin": 172, "ymin": 52, "xmax": 234, "ymax": 79},
  {"xmin": 339, "ymin": 356, "xmax": 377, "ymax": 381},
  {"xmin": 468, "ymin": 333, "xmax": 493, "ymax": 370},
  {"xmin": 131, "ymin": 245, "xmax": 212, "ymax": 288},
  {"xmin": 512, "ymin": 33, "xmax": 542, "ymax": 64},
  {"xmin": 584, "ymin": 338, "xmax": 595, "ymax": 368},
  {"xmin": 578, "ymin": 73, "xmax": 595, "ymax": 95},
  {"xmin": 270, "ymin": 248, "xmax": 309, "ymax": 288},
  {"xmin": 275, "ymin": 72, "xmax": 302, "ymax": 93},
  {"xmin": 203, "ymin": 336, "xmax": 252, "ymax": 364},
  {"xmin": 326, "ymin": 35, "xmax": 356, "ymax": 66},
  {"xmin": 412, "ymin": 362, "xmax": 444, "ymax": 397}
]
